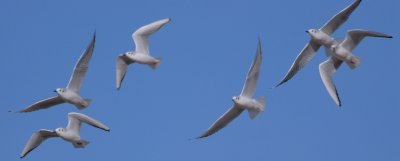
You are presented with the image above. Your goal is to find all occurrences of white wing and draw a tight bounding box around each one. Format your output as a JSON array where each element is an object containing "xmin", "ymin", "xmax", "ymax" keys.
[
  {"xmin": 240, "ymin": 38, "xmax": 262, "ymax": 97},
  {"xmin": 116, "ymin": 55, "xmax": 133, "ymax": 90},
  {"xmin": 197, "ymin": 105, "xmax": 244, "ymax": 139},
  {"xmin": 341, "ymin": 30, "xmax": 393, "ymax": 52},
  {"xmin": 20, "ymin": 129, "xmax": 58, "ymax": 158},
  {"xmin": 132, "ymin": 18, "xmax": 171, "ymax": 55},
  {"xmin": 319, "ymin": 57, "xmax": 343, "ymax": 106},
  {"xmin": 66, "ymin": 112, "xmax": 110, "ymax": 135},
  {"xmin": 275, "ymin": 41, "xmax": 321, "ymax": 87},
  {"xmin": 320, "ymin": 0, "xmax": 361, "ymax": 35},
  {"xmin": 66, "ymin": 33, "xmax": 96, "ymax": 92},
  {"xmin": 19, "ymin": 96, "xmax": 65, "ymax": 112}
]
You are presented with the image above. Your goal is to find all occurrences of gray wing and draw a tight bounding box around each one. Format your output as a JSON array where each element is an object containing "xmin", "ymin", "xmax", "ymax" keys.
[
  {"xmin": 240, "ymin": 38, "xmax": 262, "ymax": 97},
  {"xmin": 20, "ymin": 129, "xmax": 58, "ymax": 158},
  {"xmin": 19, "ymin": 96, "xmax": 65, "ymax": 112},
  {"xmin": 319, "ymin": 57, "xmax": 343, "ymax": 106},
  {"xmin": 320, "ymin": 0, "xmax": 361, "ymax": 35},
  {"xmin": 341, "ymin": 30, "xmax": 393, "ymax": 52},
  {"xmin": 66, "ymin": 112, "xmax": 110, "ymax": 135},
  {"xmin": 132, "ymin": 18, "xmax": 171, "ymax": 55},
  {"xmin": 197, "ymin": 105, "xmax": 244, "ymax": 139},
  {"xmin": 66, "ymin": 33, "xmax": 96, "ymax": 92},
  {"xmin": 116, "ymin": 55, "xmax": 133, "ymax": 90},
  {"xmin": 275, "ymin": 41, "xmax": 321, "ymax": 87}
]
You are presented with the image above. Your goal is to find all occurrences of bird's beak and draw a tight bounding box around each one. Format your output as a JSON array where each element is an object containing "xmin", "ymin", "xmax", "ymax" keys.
[
  {"xmin": 53, "ymin": 90, "xmax": 57, "ymax": 92},
  {"xmin": 305, "ymin": 30, "xmax": 309, "ymax": 33}
]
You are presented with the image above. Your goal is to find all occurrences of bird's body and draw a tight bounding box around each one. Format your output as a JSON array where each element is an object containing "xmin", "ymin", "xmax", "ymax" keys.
[
  {"xmin": 123, "ymin": 52, "xmax": 160, "ymax": 69},
  {"xmin": 232, "ymin": 96, "xmax": 264, "ymax": 111},
  {"xmin": 55, "ymin": 88, "xmax": 90, "ymax": 109},
  {"xmin": 306, "ymin": 29, "xmax": 336, "ymax": 48}
]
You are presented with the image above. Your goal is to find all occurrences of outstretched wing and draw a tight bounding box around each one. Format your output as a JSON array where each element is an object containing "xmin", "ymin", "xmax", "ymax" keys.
[
  {"xmin": 20, "ymin": 129, "xmax": 58, "ymax": 158},
  {"xmin": 66, "ymin": 33, "xmax": 96, "ymax": 92},
  {"xmin": 341, "ymin": 30, "xmax": 393, "ymax": 52},
  {"xmin": 66, "ymin": 112, "xmax": 110, "ymax": 135},
  {"xmin": 241, "ymin": 38, "xmax": 262, "ymax": 97},
  {"xmin": 275, "ymin": 41, "xmax": 321, "ymax": 87},
  {"xmin": 19, "ymin": 96, "xmax": 65, "ymax": 113},
  {"xmin": 116, "ymin": 55, "xmax": 133, "ymax": 90},
  {"xmin": 197, "ymin": 105, "xmax": 244, "ymax": 139},
  {"xmin": 319, "ymin": 57, "xmax": 343, "ymax": 106},
  {"xmin": 320, "ymin": 0, "xmax": 361, "ymax": 35},
  {"xmin": 132, "ymin": 18, "xmax": 171, "ymax": 55}
]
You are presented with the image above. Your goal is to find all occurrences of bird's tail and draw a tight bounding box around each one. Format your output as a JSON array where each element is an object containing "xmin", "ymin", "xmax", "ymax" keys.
[
  {"xmin": 148, "ymin": 58, "xmax": 162, "ymax": 69},
  {"xmin": 346, "ymin": 55, "xmax": 361, "ymax": 69},
  {"xmin": 76, "ymin": 99, "xmax": 91, "ymax": 110},
  {"xmin": 73, "ymin": 139, "xmax": 90, "ymax": 148},
  {"xmin": 247, "ymin": 96, "xmax": 266, "ymax": 119}
]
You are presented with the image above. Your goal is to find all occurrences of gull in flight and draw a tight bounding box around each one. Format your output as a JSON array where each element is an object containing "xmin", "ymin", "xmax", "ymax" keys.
[
  {"xmin": 319, "ymin": 30, "xmax": 392, "ymax": 106},
  {"xmin": 20, "ymin": 112, "xmax": 110, "ymax": 158},
  {"xmin": 116, "ymin": 18, "xmax": 171, "ymax": 90},
  {"xmin": 19, "ymin": 33, "xmax": 96, "ymax": 112},
  {"xmin": 197, "ymin": 39, "xmax": 265, "ymax": 139},
  {"xmin": 275, "ymin": 0, "xmax": 362, "ymax": 87}
]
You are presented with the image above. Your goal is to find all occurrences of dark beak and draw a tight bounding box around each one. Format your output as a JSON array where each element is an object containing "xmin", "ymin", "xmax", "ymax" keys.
[
  {"xmin": 53, "ymin": 90, "xmax": 57, "ymax": 92},
  {"xmin": 305, "ymin": 30, "xmax": 309, "ymax": 33}
]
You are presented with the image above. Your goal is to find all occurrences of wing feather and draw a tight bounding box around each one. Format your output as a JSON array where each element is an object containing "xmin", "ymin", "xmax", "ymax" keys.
[
  {"xmin": 197, "ymin": 105, "xmax": 244, "ymax": 139},
  {"xmin": 320, "ymin": 0, "xmax": 361, "ymax": 35},
  {"xmin": 19, "ymin": 96, "xmax": 65, "ymax": 112},
  {"xmin": 275, "ymin": 41, "xmax": 321, "ymax": 87},
  {"xmin": 319, "ymin": 57, "xmax": 343, "ymax": 106},
  {"xmin": 241, "ymin": 39, "xmax": 262, "ymax": 97},
  {"xmin": 67, "ymin": 112, "xmax": 110, "ymax": 134},
  {"xmin": 341, "ymin": 30, "xmax": 392, "ymax": 52},
  {"xmin": 132, "ymin": 18, "xmax": 171, "ymax": 55},
  {"xmin": 66, "ymin": 33, "xmax": 96, "ymax": 92},
  {"xmin": 20, "ymin": 129, "xmax": 58, "ymax": 158}
]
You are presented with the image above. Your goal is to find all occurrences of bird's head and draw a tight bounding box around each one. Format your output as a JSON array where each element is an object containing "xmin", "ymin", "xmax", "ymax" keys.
[
  {"xmin": 232, "ymin": 96, "xmax": 240, "ymax": 103},
  {"xmin": 55, "ymin": 128, "xmax": 65, "ymax": 135},
  {"xmin": 53, "ymin": 88, "xmax": 65, "ymax": 94},
  {"xmin": 306, "ymin": 29, "xmax": 319, "ymax": 37}
]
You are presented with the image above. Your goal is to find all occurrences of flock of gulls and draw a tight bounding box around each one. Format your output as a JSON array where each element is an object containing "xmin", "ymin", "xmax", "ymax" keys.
[{"xmin": 17, "ymin": 0, "xmax": 393, "ymax": 158}]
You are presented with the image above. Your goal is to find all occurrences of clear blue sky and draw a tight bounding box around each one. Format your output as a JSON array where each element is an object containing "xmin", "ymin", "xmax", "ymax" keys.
[{"xmin": 1, "ymin": 0, "xmax": 399, "ymax": 161}]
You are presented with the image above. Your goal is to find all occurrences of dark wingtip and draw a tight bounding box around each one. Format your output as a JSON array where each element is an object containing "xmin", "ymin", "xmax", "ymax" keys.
[{"xmin": 196, "ymin": 136, "xmax": 205, "ymax": 140}]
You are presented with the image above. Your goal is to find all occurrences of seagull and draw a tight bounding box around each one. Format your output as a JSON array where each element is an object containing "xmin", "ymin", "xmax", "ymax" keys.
[
  {"xmin": 116, "ymin": 18, "xmax": 171, "ymax": 90},
  {"xmin": 20, "ymin": 112, "xmax": 110, "ymax": 158},
  {"xmin": 319, "ymin": 30, "xmax": 392, "ymax": 106},
  {"xmin": 19, "ymin": 33, "xmax": 96, "ymax": 112},
  {"xmin": 275, "ymin": 0, "xmax": 361, "ymax": 87},
  {"xmin": 197, "ymin": 39, "xmax": 265, "ymax": 139}
]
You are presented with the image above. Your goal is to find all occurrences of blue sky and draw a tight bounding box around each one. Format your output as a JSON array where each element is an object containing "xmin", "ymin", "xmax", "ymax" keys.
[{"xmin": 1, "ymin": 0, "xmax": 399, "ymax": 161}]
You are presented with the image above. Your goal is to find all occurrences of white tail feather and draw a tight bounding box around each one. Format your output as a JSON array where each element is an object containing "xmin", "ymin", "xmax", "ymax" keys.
[
  {"xmin": 148, "ymin": 58, "xmax": 162, "ymax": 69},
  {"xmin": 73, "ymin": 140, "xmax": 90, "ymax": 148},
  {"xmin": 76, "ymin": 99, "xmax": 91, "ymax": 110},
  {"xmin": 248, "ymin": 96, "xmax": 266, "ymax": 119},
  {"xmin": 346, "ymin": 55, "xmax": 361, "ymax": 69}
]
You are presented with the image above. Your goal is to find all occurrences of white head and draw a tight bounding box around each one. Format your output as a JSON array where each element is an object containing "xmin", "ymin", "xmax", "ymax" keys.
[
  {"xmin": 306, "ymin": 29, "xmax": 320, "ymax": 38},
  {"xmin": 232, "ymin": 96, "xmax": 240, "ymax": 104},
  {"xmin": 54, "ymin": 88, "xmax": 65, "ymax": 95},
  {"xmin": 55, "ymin": 128, "xmax": 65, "ymax": 135}
]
